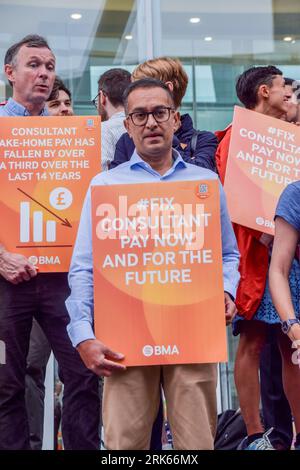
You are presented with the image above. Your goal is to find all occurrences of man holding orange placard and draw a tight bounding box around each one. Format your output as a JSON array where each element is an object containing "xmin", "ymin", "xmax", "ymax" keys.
[{"xmin": 66, "ymin": 78, "xmax": 240, "ymax": 450}]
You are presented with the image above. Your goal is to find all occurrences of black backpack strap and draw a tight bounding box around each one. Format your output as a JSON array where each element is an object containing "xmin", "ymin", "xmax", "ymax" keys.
[{"xmin": 190, "ymin": 130, "xmax": 200, "ymax": 159}]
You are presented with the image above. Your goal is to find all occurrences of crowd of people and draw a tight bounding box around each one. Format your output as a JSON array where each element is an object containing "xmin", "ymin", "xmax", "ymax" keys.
[{"xmin": 0, "ymin": 34, "xmax": 300, "ymax": 451}]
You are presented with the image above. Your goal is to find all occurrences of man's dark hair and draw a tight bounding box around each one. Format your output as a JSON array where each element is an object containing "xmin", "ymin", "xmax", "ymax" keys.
[
  {"xmin": 98, "ymin": 68, "xmax": 131, "ymax": 108},
  {"xmin": 284, "ymin": 77, "xmax": 294, "ymax": 87},
  {"xmin": 47, "ymin": 76, "xmax": 71, "ymax": 102},
  {"xmin": 123, "ymin": 78, "xmax": 175, "ymax": 114},
  {"xmin": 236, "ymin": 65, "xmax": 283, "ymax": 109},
  {"xmin": 4, "ymin": 34, "xmax": 53, "ymax": 87},
  {"xmin": 4, "ymin": 34, "xmax": 52, "ymax": 66},
  {"xmin": 285, "ymin": 77, "xmax": 300, "ymax": 96}
]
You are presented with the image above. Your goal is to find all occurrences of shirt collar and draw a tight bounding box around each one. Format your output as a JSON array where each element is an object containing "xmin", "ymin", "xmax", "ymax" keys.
[
  {"xmin": 5, "ymin": 97, "xmax": 49, "ymax": 117},
  {"xmin": 129, "ymin": 148, "xmax": 187, "ymax": 173},
  {"xmin": 109, "ymin": 111, "xmax": 125, "ymax": 121}
]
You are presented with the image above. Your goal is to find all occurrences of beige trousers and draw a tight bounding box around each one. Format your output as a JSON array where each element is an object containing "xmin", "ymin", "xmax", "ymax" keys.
[{"xmin": 103, "ymin": 363, "xmax": 217, "ymax": 450}]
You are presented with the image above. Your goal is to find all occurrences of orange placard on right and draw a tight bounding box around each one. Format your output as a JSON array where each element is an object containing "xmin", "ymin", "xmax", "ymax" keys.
[{"xmin": 224, "ymin": 106, "xmax": 300, "ymax": 234}]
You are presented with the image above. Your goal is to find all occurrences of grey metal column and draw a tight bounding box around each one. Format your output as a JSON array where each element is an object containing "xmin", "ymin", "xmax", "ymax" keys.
[
  {"xmin": 151, "ymin": 0, "xmax": 162, "ymax": 57},
  {"xmin": 137, "ymin": 0, "xmax": 162, "ymax": 61}
]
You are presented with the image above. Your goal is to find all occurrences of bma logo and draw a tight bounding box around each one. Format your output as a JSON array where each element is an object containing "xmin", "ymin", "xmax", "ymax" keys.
[
  {"xmin": 0, "ymin": 340, "xmax": 6, "ymax": 365},
  {"xmin": 29, "ymin": 256, "xmax": 61, "ymax": 265},
  {"xmin": 256, "ymin": 217, "xmax": 275, "ymax": 229},
  {"xmin": 142, "ymin": 344, "xmax": 180, "ymax": 357}
]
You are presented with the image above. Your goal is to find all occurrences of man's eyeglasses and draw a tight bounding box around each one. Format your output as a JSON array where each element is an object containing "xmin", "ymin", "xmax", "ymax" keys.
[
  {"xmin": 91, "ymin": 90, "xmax": 105, "ymax": 109},
  {"xmin": 127, "ymin": 107, "xmax": 174, "ymax": 126}
]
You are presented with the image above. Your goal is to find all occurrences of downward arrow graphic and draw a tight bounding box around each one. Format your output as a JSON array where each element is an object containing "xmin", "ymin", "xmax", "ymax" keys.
[{"xmin": 17, "ymin": 188, "xmax": 72, "ymax": 228}]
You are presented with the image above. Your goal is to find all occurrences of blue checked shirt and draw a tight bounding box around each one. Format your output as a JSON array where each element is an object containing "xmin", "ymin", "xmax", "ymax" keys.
[{"xmin": 0, "ymin": 97, "xmax": 49, "ymax": 116}]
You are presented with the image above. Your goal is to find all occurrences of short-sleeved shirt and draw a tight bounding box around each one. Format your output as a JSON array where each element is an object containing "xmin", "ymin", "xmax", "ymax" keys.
[{"xmin": 275, "ymin": 181, "xmax": 300, "ymax": 232}]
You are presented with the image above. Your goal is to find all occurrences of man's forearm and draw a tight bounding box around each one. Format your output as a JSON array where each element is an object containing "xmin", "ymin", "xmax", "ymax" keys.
[{"xmin": 269, "ymin": 269, "xmax": 296, "ymax": 322}]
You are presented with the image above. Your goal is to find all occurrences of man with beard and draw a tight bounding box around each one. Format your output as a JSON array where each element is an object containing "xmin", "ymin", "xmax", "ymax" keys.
[{"xmin": 92, "ymin": 68, "xmax": 131, "ymax": 170}]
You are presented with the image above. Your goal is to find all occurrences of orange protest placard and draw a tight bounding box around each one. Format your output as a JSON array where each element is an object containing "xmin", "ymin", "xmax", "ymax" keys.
[
  {"xmin": 224, "ymin": 106, "xmax": 300, "ymax": 234},
  {"xmin": 91, "ymin": 180, "xmax": 227, "ymax": 367},
  {"xmin": 0, "ymin": 115, "xmax": 101, "ymax": 272}
]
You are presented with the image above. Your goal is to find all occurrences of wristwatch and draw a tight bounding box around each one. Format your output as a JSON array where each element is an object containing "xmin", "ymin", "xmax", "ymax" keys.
[{"xmin": 281, "ymin": 318, "xmax": 300, "ymax": 334}]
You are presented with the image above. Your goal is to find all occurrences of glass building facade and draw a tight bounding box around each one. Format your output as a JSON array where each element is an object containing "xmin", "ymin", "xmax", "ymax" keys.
[
  {"xmin": 1, "ymin": 0, "xmax": 300, "ymax": 130},
  {"xmin": 1, "ymin": 0, "xmax": 300, "ymax": 436}
]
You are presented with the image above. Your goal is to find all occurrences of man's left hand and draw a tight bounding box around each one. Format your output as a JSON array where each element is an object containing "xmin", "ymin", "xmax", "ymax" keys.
[{"xmin": 224, "ymin": 292, "xmax": 237, "ymax": 325}]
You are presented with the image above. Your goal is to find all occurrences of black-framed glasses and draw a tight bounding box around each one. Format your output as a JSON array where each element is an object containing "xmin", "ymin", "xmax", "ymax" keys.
[
  {"xmin": 127, "ymin": 107, "xmax": 174, "ymax": 126},
  {"xmin": 91, "ymin": 90, "xmax": 105, "ymax": 109},
  {"xmin": 91, "ymin": 92, "xmax": 100, "ymax": 109}
]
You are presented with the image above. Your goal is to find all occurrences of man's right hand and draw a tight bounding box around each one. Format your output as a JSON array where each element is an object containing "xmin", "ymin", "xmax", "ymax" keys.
[
  {"xmin": 77, "ymin": 339, "xmax": 126, "ymax": 377},
  {"xmin": 0, "ymin": 249, "xmax": 37, "ymax": 284}
]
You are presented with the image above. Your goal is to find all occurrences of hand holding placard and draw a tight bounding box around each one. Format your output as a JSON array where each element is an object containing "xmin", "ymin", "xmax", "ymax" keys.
[
  {"xmin": 77, "ymin": 339, "xmax": 125, "ymax": 377},
  {"xmin": 224, "ymin": 292, "xmax": 237, "ymax": 325},
  {"xmin": 0, "ymin": 247, "xmax": 37, "ymax": 284}
]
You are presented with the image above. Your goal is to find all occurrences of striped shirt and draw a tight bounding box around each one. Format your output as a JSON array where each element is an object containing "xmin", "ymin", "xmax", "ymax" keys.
[{"xmin": 101, "ymin": 111, "xmax": 126, "ymax": 171}]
